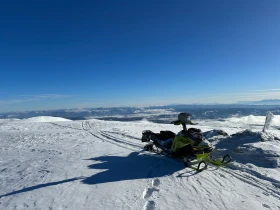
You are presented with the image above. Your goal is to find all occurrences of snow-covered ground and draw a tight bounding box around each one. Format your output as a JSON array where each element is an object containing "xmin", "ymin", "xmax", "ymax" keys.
[{"xmin": 0, "ymin": 116, "xmax": 280, "ymax": 210}]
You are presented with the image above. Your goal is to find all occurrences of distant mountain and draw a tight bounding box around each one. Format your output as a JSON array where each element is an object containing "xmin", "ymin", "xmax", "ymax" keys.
[
  {"xmin": 237, "ymin": 99, "xmax": 280, "ymax": 105},
  {"xmin": 1, "ymin": 104, "xmax": 280, "ymax": 122}
]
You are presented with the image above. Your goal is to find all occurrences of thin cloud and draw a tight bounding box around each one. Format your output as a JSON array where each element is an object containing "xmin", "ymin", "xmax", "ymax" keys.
[
  {"xmin": 252, "ymin": 89, "xmax": 280, "ymax": 92},
  {"xmin": 20, "ymin": 94, "xmax": 73, "ymax": 99},
  {"xmin": 0, "ymin": 98, "xmax": 39, "ymax": 105},
  {"xmin": 202, "ymin": 90, "xmax": 280, "ymax": 98},
  {"xmin": 0, "ymin": 94, "xmax": 73, "ymax": 105}
]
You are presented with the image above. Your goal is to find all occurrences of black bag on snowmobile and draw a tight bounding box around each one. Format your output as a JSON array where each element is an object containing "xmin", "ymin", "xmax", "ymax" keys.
[{"xmin": 141, "ymin": 130, "xmax": 175, "ymax": 142}]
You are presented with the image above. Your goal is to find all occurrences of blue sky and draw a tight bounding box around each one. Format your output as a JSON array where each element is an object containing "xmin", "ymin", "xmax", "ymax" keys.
[{"xmin": 1, "ymin": 0, "xmax": 280, "ymax": 112}]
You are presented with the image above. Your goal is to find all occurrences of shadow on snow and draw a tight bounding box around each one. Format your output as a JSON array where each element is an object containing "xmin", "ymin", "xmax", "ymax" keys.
[
  {"xmin": 82, "ymin": 152, "xmax": 183, "ymax": 185},
  {"xmin": 0, "ymin": 177, "xmax": 83, "ymax": 199},
  {"xmin": 0, "ymin": 152, "xmax": 184, "ymax": 198}
]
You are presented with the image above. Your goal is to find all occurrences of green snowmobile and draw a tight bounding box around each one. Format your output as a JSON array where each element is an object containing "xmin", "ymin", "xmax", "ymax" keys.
[{"xmin": 142, "ymin": 113, "xmax": 232, "ymax": 171}]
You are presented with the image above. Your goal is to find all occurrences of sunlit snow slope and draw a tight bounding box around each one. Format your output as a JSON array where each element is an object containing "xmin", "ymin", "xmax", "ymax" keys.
[{"xmin": 0, "ymin": 116, "xmax": 280, "ymax": 210}]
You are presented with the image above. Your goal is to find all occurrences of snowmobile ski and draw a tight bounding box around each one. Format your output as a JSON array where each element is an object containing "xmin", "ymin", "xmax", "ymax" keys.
[
  {"xmin": 184, "ymin": 154, "xmax": 232, "ymax": 171},
  {"xmin": 184, "ymin": 159, "xmax": 208, "ymax": 172},
  {"xmin": 207, "ymin": 154, "xmax": 232, "ymax": 167}
]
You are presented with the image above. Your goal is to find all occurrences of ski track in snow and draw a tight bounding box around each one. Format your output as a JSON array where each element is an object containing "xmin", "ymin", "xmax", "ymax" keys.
[{"xmin": 0, "ymin": 118, "xmax": 280, "ymax": 210}]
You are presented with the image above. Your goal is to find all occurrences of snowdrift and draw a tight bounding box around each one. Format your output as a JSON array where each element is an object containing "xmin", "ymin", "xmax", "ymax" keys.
[{"xmin": 207, "ymin": 129, "xmax": 280, "ymax": 168}]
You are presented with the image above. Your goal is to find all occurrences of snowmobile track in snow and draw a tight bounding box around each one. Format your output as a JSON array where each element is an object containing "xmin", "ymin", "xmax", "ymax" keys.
[
  {"xmin": 81, "ymin": 121, "xmax": 101, "ymax": 140},
  {"xmin": 218, "ymin": 167, "xmax": 280, "ymax": 200},
  {"xmin": 104, "ymin": 131, "xmax": 142, "ymax": 141},
  {"xmin": 99, "ymin": 131, "xmax": 143, "ymax": 150},
  {"xmin": 81, "ymin": 121, "xmax": 143, "ymax": 152}
]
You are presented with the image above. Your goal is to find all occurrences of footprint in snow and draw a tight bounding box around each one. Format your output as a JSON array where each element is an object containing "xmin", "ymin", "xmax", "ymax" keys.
[
  {"xmin": 142, "ymin": 178, "xmax": 161, "ymax": 209},
  {"xmin": 152, "ymin": 178, "xmax": 160, "ymax": 187},
  {"xmin": 143, "ymin": 179, "xmax": 160, "ymax": 199},
  {"xmin": 143, "ymin": 201, "xmax": 156, "ymax": 210},
  {"xmin": 142, "ymin": 188, "xmax": 159, "ymax": 199}
]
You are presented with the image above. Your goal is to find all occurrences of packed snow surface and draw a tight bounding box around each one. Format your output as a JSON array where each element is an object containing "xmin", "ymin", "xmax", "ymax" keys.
[{"xmin": 0, "ymin": 116, "xmax": 280, "ymax": 210}]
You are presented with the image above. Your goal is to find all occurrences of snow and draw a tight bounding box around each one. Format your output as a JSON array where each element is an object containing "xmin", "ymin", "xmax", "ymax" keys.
[
  {"xmin": 226, "ymin": 114, "xmax": 280, "ymax": 127},
  {"xmin": 0, "ymin": 116, "xmax": 280, "ymax": 210},
  {"xmin": 21, "ymin": 116, "xmax": 72, "ymax": 122},
  {"xmin": 0, "ymin": 118, "xmax": 20, "ymax": 122}
]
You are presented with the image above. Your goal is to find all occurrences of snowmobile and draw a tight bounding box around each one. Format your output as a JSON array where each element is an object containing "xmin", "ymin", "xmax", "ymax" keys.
[{"xmin": 141, "ymin": 113, "xmax": 232, "ymax": 171}]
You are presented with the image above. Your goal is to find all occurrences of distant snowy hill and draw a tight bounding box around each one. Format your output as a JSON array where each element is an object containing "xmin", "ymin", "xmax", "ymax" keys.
[
  {"xmin": 0, "ymin": 115, "xmax": 280, "ymax": 209},
  {"xmin": 22, "ymin": 116, "xmax": 72, "ymax": 122}
]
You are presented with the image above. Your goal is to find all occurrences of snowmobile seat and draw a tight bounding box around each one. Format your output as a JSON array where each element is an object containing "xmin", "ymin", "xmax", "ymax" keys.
[
  {"xmin": 158, "ymin": 131, "xmax": 176, "ymax": 140},
  {"xmin": 142, "ymin": 130, "xmax": 175, "ymax": 142},
  {"xmin": 188, "ymin": 128, "xmax": 201, "ymax": 133},
  {"xmin": 152, "ymin": 131, "xmax": 175, "ymax": 149}
]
